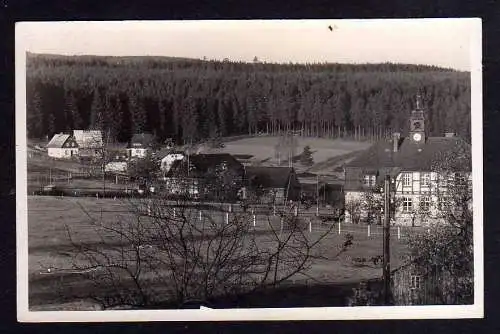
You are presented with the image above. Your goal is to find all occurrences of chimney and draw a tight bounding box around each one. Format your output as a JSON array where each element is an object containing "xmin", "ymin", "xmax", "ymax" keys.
[
  {"xmin": 445, "ymin": 132, "xmax": 455, "ymax": 138},
  {"xmin": 393, "ymin": 132, "xmax": 401, "ymax": 152}
]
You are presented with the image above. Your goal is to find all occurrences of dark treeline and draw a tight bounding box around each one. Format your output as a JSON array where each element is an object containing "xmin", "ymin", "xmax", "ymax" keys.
[{"xmin": 26, "ymin": 53, "xmax": 471, "ymax": 144}]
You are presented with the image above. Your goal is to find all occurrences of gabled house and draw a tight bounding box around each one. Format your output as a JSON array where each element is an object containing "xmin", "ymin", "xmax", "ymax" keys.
[
  {"xmin": 46, "ymin": 133, "xmax": 79, "ymax": 159},
  {"xmin": 73, "ymin": 129, "xmax": 103, "ymax": 157},
  {"xmin": 244, "ymin": 166, "xmax": 301, "ymax": 205},
  {"xmin": 160, "ymin": 150, "xmax": 185, "ymax": 175},
  {"xmin": 165, "ymin": 153, "xmax": 244, "ymax": 201},
  {"xmin": 343, "ymin": 97, "xmax": 472, "ymax": 226},
  {"xmin": 127, "ymin": 133, "xmax": 155, "ymax": 158}
]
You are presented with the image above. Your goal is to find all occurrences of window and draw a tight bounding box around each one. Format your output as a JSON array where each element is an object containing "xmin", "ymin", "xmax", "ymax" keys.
[
  {"xmin": 437, "ymin": 174, "xmax": 447, "ymax": 188},
  {"xmin": 454, "ymin": 172, "xmax": 467, "ymax": 186},
  {"xmin": 402, "ymin": 196, "xmax": 413, "ymax": 212},
  {"xmin": 363, "ymin": 174, "xmax": 376, "ymax": 187},
  {"xmin": 410, "ymin": 275, "xmax": 421, "ymax": 289},
  {"xmin": 437, "ymin": 195, "xmax": 448, "ymax": 210},
  {"xmin": 402, "ymin": 173, "xmax": 412, "ymax": 187},
  {"xmin": 421, "ymin": 173, "xmax": 431, "ymax": 187},
  {"xmin": 420, "ymin": 196, "xmax": 431, "ymax": 212}
]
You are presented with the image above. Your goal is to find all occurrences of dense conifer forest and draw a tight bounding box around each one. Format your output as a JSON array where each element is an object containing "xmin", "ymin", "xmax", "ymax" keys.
[{"xmin": 26, "ymin": 53, "xmax": 471, "ymax": 144}]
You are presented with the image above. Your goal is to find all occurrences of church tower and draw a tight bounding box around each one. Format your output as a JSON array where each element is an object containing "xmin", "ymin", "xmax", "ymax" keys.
[{"xmin": 409, "ymin": 95, "xmax": 425, "ymax": 144}]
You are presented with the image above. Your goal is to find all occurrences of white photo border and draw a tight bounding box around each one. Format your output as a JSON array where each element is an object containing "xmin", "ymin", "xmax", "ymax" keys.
[{"xmin": 16, "ymin": 18, "xmax": 483, "ymax": 322}]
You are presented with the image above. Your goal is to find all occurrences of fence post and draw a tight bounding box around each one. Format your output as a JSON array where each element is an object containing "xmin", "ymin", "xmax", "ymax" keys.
[
  {"xmin": 253, "ymin": 214, "xmax": 256, "ymax": 227},
  {"xmin": 338, "ymin": 221, "xmax": 341, "ymax": 235},
  {"xmin": 397, "ymin": 226, "xmax": 401, "ymax": 240},
  {"xmin": 173, "ymin": 207, "xmax": 176, "ymax": 218},
  {"xmin": 229, "ymin": 204, "xmax": 232, "ymax": 213},
  {"xmin": 273, "ymin": 205, "xmax": 276, "ymax": 216},
  {"xmin": 226, "ymin": 212, "xmax": 229, "ymax": 225},
  {"xmin": 309, "ymin": 220, "xmax": 312, "ymax": 233},
  {"xmin": 368, "ymin": 224, "xmax": 371, "ymax": 237},
  {"xmin": 199, "ymin": 210, "xmax": 202, "ymax": 221}
]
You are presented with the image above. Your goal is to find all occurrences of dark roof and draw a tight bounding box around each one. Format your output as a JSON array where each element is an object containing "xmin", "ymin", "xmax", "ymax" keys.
[
  {"xmin": 128, "ymin": 133, "xmax": 155, "ymax": 148},
  {"xmin": 345, "ymin": 136, "xmax": 471, "ymax": 172},
  {"xmin": 166, "ymin": 153, "xmax": 243, "ymax": 177},
  {"xmin": 245, "ymin": 166, "xmax": 297, "ymax": 189}
]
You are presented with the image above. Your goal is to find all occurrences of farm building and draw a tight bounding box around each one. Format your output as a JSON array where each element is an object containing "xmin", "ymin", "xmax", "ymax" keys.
[
  {"xmin": 300, "ymin": 182, "xmax": 344, "ymax": 209},
  {"xmin": 46, "ymin": 133, "xmax": 79, "ymax": 159},
  {"xmin": 160, "ymin": 150, "xmax": 185, "ymax": 175},
  {"xmin": 244, "ymin": 166, "xmax": 301, "ymax": 205},
  {"xmin": 73, "ymin": 130, "xmax": 103, "ymax": 157},
  {"xmin": 165, "ymin": 153, "xmax": 245, "ymax": 201},
  {"xmin": 127, "ymin": 133, "xmax": 155, "ymax": 158},
  {"xmin": 343, "ymin": 97, "xmax": 471, "ymax": 226}
]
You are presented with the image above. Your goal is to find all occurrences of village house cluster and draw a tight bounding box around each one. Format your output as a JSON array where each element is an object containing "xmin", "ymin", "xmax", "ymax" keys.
[{"xmin": 44, "ymin": 98, "xmax": 472, "ymax": 226}]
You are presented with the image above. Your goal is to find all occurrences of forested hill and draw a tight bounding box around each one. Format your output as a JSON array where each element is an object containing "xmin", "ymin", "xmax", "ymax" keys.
[{"xmin": 26, "ymin": 53, "xmax": 471, "ymax": 144}]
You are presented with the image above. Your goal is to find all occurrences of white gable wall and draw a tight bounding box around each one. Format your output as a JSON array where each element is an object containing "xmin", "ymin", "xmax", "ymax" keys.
[
  {"xmin": 48, "ymin": 147, "xmax": 79, "ymax": 159},
  {"xmin": 161, "ymin": 153, "xmax": 184, "ymax": 172},
  {"xmin": 128, "ymin": 148, "xmax": 149, "ymax": 158}
]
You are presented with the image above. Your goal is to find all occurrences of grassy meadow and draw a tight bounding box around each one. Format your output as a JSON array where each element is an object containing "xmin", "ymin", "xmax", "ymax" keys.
[{"xmin": 27, "ymin": 196, "xmax": 411, "ymax": 310}]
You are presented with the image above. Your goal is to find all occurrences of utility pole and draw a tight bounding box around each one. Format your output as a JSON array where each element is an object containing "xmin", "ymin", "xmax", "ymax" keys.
[
  {"xmin": 316, "ymin": 174, "xmax": 319, "ymax": 216},
  {"xmin": 383, "ymin": 174, "xmax": 391, "ymax": 305}
]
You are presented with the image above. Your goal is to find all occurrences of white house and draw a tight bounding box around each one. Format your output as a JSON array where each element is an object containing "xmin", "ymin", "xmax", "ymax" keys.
[
  {"xmin": 343, "ymin": 98, "xmax": 471, "ymax": 226},
  {"xmin": 46, "ymin": 133, "xmax": 79, "ymax": 159},
  {"xmin": 127, "ymin": 133, "xmax": 155, "ymax": 158},
  {"xmin": 160, "ymin": 151, "xmax": 185, "ymax": 175}
]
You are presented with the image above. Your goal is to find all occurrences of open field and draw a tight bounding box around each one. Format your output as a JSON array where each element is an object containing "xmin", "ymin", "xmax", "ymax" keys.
[
  {"xmin": 205, "ymin": 136, "xmax": 371, "ymax": 172},
  {"xmin": 27, "ymin": 196, "xmax": 413, "ymax": 310}
]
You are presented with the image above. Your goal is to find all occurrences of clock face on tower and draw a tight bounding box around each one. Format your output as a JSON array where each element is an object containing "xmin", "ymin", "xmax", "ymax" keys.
[{"xmin": 413, "ymin": 133, "xmax": 422, "ymax": 142}]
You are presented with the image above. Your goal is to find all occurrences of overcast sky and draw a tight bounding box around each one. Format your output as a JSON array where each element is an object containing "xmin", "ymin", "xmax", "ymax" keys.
[{"xmin": 17, "ymin": 19, "xmax": 479, "ymax": 71}]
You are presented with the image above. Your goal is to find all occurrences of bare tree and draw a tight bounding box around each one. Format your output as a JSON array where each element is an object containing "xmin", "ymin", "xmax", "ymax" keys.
[{"xmin": 61, "ymin": 193, "xmax": 352, "ymax": 309}]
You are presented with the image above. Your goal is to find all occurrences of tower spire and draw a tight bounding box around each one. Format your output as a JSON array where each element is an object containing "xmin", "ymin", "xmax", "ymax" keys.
[{"xmin": 416, "ymin": 94, "xmax": 422, "ymax": 110}]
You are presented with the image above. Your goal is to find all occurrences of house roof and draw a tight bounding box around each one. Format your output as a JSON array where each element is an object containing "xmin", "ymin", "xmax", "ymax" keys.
[
  {"xmin": 345, "ymin": 136, "xmax": 471, "ymax": 172},
  {"xmin": 128, "ymin": 133, "xmax": 155, "ymax": 148},
  {"xmin": 73, "ymin": 130, "xmax": 103, "ymax": 148},
  {"xmin": 166, "ymin": 153, "xmax": 243, "ymax": 177},
  {"xmin": 158, "ymin": 149, "xmax": 185, "ymax": 160},
  {"xmin": 47, "ymin": 133, "xmax": 72, "ymax": 148},
  {"xmin": 245, "ymin": 166, "xmax": 297, "ymax": 189}
]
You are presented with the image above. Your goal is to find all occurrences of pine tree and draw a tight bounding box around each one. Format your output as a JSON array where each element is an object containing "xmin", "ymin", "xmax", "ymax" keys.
[
  {"xmin": 300, "ymin": 145, "xmax": 314, "ymax": 166},
  {"xmin": 90, "ymin": 89, "xmax": 105, "ymax": 130},
  {"xmin": 27, "ymin": 89, "xmax": 44, "ymax": 138}
]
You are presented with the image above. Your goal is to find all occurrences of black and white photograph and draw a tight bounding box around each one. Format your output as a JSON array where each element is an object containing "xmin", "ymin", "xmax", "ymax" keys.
[{"xmin": 15, "ymin": 19, "xmax": 483, "ymax": 321}]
